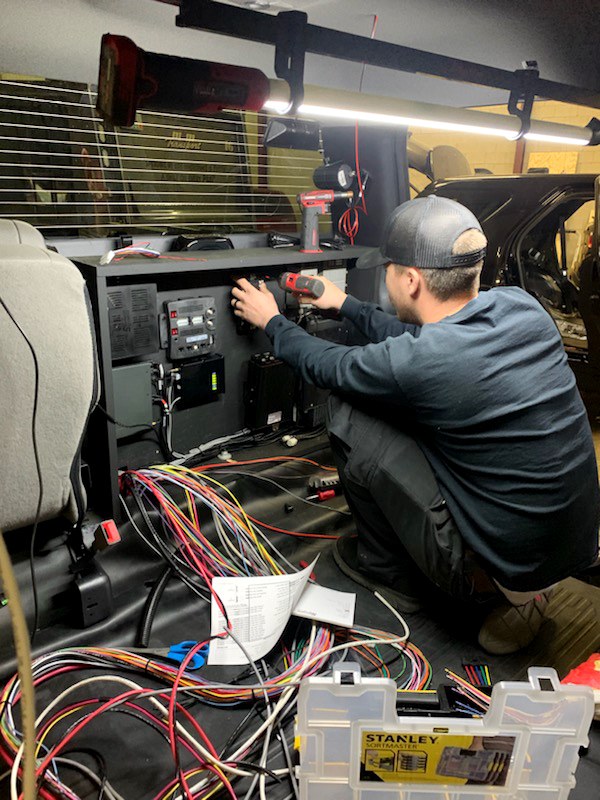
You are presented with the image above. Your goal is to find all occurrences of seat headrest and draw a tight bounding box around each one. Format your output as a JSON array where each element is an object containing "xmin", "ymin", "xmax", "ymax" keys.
[{"xmin": 0, "ymin": 219, "xmax": 45, "ymax": 248}]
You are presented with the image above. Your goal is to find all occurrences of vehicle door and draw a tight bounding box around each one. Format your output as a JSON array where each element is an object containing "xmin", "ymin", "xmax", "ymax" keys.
[
  {"xmin": 513, "ymin": 189, "xmax": 596, "ymax": 386},
  {"xmin": 578, "ymin": 177, "xmax": 600, "ymax": 374}
]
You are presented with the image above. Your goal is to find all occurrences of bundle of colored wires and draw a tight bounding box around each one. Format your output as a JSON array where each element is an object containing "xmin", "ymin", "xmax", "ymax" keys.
[
  {"xmin": 121, "ymin": 464, "xmax": 297, "ymax": 590},
  {"xmin": 0, "ymin": 631, "xmax": 325, "ymax": 800},
  {"xmin": 463, "ymin": 661, "xmax": 492, "ymax": 687},
  {"xmin": 0, "ymin": 612, "xmax": 423, "ymax": 800},
  {"xmin": 341, "ymin": 624, "xmax": 432, "ymax": 690},
  {"xmin": 445, "ymin": 668, "xmax": 491, "ymax": 714},
  {"xmin": 121, "ymin": 460, "xmax": 343, "ymax": 600}
]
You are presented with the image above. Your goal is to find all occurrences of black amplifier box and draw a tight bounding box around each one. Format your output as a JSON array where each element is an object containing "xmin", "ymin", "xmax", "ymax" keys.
[
  {"xmin": 244, "ymin": 353, "xmax": 296, "ymax": 430},
  {"xmin": 176, "ymin": 354, "xmax": 225, "ymax": 409}
]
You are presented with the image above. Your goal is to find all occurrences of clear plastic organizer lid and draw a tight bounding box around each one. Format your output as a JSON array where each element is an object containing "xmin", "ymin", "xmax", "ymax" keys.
[{"xmin": 295, "ymin": 663, "xmax": 595, "ymax": 799}]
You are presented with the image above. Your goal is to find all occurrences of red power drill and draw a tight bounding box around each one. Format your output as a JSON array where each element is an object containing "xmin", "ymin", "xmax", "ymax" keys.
[
  {"xmin": 279, "ymin": 272, "xmax": 325, "ymax": 299},
  {"xmin": 297, "ymin": 190, "xmax": 353, "ymax": 254}
]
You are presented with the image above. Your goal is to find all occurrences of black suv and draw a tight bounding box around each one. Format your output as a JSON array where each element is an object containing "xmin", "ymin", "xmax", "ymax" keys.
[{"xmin": 423, "ymin": 174, "xmax": 600, "ymax": 410}]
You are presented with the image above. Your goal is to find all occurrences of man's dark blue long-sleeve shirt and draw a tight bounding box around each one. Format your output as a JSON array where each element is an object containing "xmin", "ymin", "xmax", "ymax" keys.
[{"xmin": 265, "ymin": 288, "xmax": 600, "ymax": 591}]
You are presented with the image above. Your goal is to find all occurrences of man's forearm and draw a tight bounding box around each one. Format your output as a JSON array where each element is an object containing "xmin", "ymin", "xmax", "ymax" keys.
[
  {"xmin": 340, "ymin": 295, "xmax": 420, "ymax": 343},
  {"xmin": 265, "ymin": 314, "xmax": 407, "ymax": 402}
]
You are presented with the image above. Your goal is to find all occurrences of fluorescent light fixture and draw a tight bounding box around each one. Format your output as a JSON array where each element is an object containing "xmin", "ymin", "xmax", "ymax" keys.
[
  {"xmin": 263, "ymin": 83, "xmax": 593, "ymax": 147},
  {"xmin": 523, "ymin": 132, "xmax": 590, "ymax": 146},
  {"xmin": 264, "ymin": 100, "xmax": 514, "ymax": 139}
]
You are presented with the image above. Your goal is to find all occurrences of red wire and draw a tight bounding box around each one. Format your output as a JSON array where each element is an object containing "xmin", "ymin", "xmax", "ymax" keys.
[
  {"xmin": 0, "ymin": 740, "xmax": 55, "ymax": 800},
  {"xmin": 32, "ymin": 688, "xmax": 150, "ymax": 790},
  {"xmin": 31, "ymin": 678, "xmax": 232, "ymax": 800},
  {"xmin": 342, "ymin": 12, "xmax": 379, "ymax": 245},
  {"xmin": 167, "ymin": 640, "xmax": 211, "ymax": 759},
  {"xmin": 36, "ymin": 697, "xmax": 203, "ymax": 764},
  {"xmin": 338, "ymin": 206, "xmax": 359, "ymax": 245},
  {"xmin": 354, "ymin": 122, "xmax": 367, "ymax": 216},
  {"xmin": 247, "ymin": 516, "xmax": 340, "ymax": 540},
  {"xmin": 167, "ymin": 639, "xmax": 235, "ymax": 800}
]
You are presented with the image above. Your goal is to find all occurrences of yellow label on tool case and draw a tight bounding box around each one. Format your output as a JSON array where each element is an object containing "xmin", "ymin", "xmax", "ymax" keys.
[{"xmin": 360, "ymin": 731, "xmax": 515, "ymax": 786}]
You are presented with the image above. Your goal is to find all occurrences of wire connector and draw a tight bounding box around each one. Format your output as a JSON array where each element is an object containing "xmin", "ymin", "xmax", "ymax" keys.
[
  {"xmin": 71, "ymin": 564, "xmax": 113, "ymax": 628},
  {"xmin": 94, "ymin": 519, "xmax": 121, "ymax": 552}
]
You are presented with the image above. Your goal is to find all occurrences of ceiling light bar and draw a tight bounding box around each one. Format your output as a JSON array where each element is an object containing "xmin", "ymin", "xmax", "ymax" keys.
[{"xmin": 264, "ymin": 81, "xmax": 592, "ymax": 146}]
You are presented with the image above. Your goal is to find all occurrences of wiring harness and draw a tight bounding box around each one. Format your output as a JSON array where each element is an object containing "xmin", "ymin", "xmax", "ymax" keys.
[{"xmin": 0, "ymin": 456, "xmax": 433, "ymax": 800}]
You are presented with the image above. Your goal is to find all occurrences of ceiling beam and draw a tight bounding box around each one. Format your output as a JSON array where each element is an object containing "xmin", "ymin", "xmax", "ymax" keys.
[{"xmin": 175, "ymin": 0, "xmax": 600, "ymax": 110}]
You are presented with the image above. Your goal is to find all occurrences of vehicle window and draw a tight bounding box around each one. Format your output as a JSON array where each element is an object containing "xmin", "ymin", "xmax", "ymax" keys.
[
  {"xmin": 518, "ymin": 196, "xmax": 591, "ymax": 351},
  {"xmin": 0, "ymin": 76, "xmax": 319, "ymax": 238},
  {"xmin": 557, "ymin": 200, "xmax": 595, "ymax": 289}
]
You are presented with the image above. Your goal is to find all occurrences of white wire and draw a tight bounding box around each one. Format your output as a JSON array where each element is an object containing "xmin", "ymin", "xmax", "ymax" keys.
[
  {"xmin": 52, "ymin": 758, "xmax": 125, "ymax": 800},
  {"xmin": 185, "ymin": 624, "xmax": 318, "ymax": 799}
]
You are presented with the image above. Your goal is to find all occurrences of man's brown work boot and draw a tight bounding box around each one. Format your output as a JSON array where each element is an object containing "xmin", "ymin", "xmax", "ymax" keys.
[{"xmin": 477, "ymin": 592, "xmax": 551, "ymax": 655}]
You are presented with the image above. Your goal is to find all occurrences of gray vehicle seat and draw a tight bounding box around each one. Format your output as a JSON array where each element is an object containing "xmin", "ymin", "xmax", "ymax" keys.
[{"xmin": 0, "ymin": 220, "xmax": 99, "ymax": 532}]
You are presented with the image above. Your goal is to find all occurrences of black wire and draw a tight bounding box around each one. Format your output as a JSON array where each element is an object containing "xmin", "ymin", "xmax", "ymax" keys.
[
  {"xmin": 96, "ymin": 401, "xmax": 173, "ymax": 461},
  {"xmin": 296, "ymin": 426, "xmax": 327, "ymax": 440},
  {"xmin": 95, "ymin": 401, "xmax": 155, "ymax": 431},
  {"xmin": 61, "ymin": 746, "xmax": 107, "ymax": 777},
  {"xmin": 0, "ymin": 295, "xmax": 44, "ymax": 645},
  {"xmin": 182, "ymin": 426, "xmax": 299, "ymax": 468},
  {"xmin": 136, "ymin": 564, "xmax": 173, "ymax": 648},
  {"xmin": 219, "ymin": 704, "xmax": 263, "ymax": 757},
  {"xmin": 259, "ymin": 658, "xmax": 298, "ymax": 798},
  {"xmin": 125, "ymin": 491, "xmax": 210, "ymax": 603},
  {"xmin": 234, "ymin": 760, "xmax": 282, "ymax": 782}
]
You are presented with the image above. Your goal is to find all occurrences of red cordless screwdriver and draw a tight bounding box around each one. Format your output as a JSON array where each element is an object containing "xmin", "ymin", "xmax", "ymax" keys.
[
  {"xmin": 279, "ymin": 272, "xmax": 325, "ymax": 299},
  {"xmin": 297, "ymin": 189, "xmax": 353, "ymax": 253}
]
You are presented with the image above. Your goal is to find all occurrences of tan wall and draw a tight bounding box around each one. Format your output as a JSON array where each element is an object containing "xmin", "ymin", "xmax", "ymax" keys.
[
  {"xmin": 407, "ymin": 100, "xmax": 599, "ymax": 193},
  {"xmin": 525, "ymin": 101, "xmax": 600, "ymax": 175}
]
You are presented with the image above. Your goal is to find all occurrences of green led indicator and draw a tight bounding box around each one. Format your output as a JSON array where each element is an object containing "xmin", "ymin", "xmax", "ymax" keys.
[{"xmin": 211, "ymin": 372, "xmax": 217, "ymax": 391}]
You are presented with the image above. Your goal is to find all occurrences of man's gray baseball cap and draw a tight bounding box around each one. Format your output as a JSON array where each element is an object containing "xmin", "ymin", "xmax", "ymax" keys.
[{"xmin": 356, "ymin": 195, "xmax": 486, "ymax": 270}]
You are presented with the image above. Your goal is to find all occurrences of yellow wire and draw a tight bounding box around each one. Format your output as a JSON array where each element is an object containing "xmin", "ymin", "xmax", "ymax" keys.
[
  {"xmin": 162, "ymin": 465, "xmax": 284, "ymax": 575},
  {"xmin": 160, "ymin": 767, "xmax": 225, "ymax": 800},
  {"xmin": 35, "ymin": 703, "xmax": 87, "ymax": 757}
]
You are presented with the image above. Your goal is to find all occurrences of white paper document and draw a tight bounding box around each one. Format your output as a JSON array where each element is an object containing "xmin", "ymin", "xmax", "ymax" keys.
[
  {"xmin": 293, "ymin": 582, "xmax": 356, "ymax": 628},
  {"xmin": 208, "ymin": 559, "xmax": 356, "ymax": 665},
  {"xmin": 208, "ymin": 559, "xmax": 317, "ymax": 665}
]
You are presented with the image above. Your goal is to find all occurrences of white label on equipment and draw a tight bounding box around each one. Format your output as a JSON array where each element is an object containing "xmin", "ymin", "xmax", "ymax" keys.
[
  {"xmin": 267, "ymin": 411, "xmax": 282, "ymax": 425},
  {"xmin": 186, "ymin": 334, "xmax": 208, "ymax": 343}
]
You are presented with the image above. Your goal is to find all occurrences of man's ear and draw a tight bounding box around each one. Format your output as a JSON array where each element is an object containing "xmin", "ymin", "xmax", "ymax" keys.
[{"xmin": 406, "ymin": 267, "xmax": 422, "ymax": 299}]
